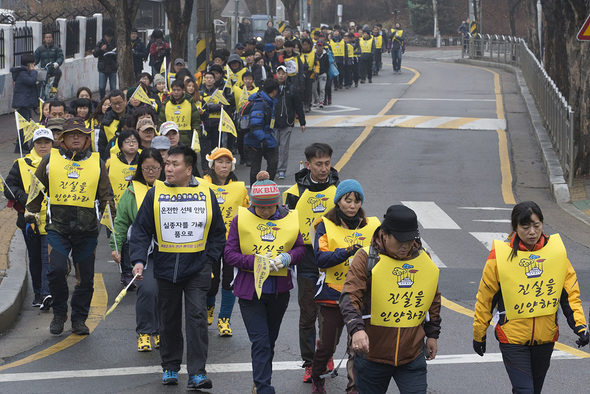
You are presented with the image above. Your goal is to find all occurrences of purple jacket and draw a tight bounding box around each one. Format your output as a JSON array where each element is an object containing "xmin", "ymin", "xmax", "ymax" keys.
[{"xmin": 224, "ymin": 207, "xmax": 305, "ymax": 300}]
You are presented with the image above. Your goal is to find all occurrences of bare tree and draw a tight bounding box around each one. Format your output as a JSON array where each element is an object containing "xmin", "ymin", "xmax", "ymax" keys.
[
  {"xmin": 507, "ymin": 0, "xmax": 523, "ymax": 37},
  {"xmin": 97, "ymin": 0, "xmax": 140, "ymax": 89},
  {"xmin": 283, "ymin": 0, "xmax": 299, "ymax": 28},
  {"xmin": 165, "ymin": 0, "xmax": 195, "ymax": 62}
]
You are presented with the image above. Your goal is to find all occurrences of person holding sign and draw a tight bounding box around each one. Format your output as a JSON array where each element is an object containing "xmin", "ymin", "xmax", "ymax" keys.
[
  {"xmin": 310, "ymin": 180, "xmax": 379, "ymax": 393},
  {"xmin": 5, "ymin": 128, "xmax": 54, "ymax": 310},
  {"xmin": 340, "ymin": 205, "xmax": 441, "ymax": 394},
  {"xmin": 110, "ymin": 148, "xmax": 165, "ymax": 352},
  {"xmin": 224, "ymin": 171, "xmax": 305, "ymax": 394},
  {"xmin": 473, "ymin": 201, "xmax": 588, "ymax": 393},
  {"xmin": 129, "ymin": 145, "xmax": 226, "ymax": 389},
  {"xmin": 201, "ymin": 148, "xmax": 248, "ymax": 336},
  {"xmin": 27, "ymin": 117, "xmax": 115, "ymax": 336}
]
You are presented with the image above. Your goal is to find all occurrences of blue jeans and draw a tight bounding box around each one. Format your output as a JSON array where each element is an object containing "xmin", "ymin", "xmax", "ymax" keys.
[
  {"xmin": 22, "ymin": 230, "xmax": 50, "ymax": 296},
  {"xmin": 239, "ymin": 292, "xmax": 290, "ymax": 394},
  {"xmin": 99, "ymin": 72, "xmax": 117, "ymax": 99},
  {"xmin": 354, "ymin": 352, "xmax": 427, "ymax": 394},
  {"xmin": 392, "ymin": 48, "xmax": 402, "ymax": 72}
]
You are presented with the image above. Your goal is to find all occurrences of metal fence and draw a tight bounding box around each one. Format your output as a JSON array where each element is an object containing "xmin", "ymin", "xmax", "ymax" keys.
[
  {"xmin": 463, "ymin": 34, "xmax": 575, "ymax": 187},
  {"xmin": 42, "ymin": 21, "xmax": 61, "ymax": 47},
  {"xmin": 65, "ymin": 19, "xmax": 80, "ymax": 58},
  {"xmin": 0, "ymin": 30, "xmax": 4, "ymax": 69},
  {"xmin": 85, "ymin": 17, "xmax": 97, "ymax": 53},
  {"xmin": 13, "ymin": 26, "xmax": 34, "ymax": 67}
]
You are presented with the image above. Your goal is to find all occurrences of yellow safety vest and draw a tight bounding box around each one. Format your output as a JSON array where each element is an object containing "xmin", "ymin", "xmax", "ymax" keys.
[
  {"xmin": 202, "ymin": 180, "xmax": 248, "ymax": 235},
  {"xmin": 132, "ymin": 180, "xmax": 149, "ymax": 209},
  {"xmin": 360, "ymin": 37, "xmax": 373, "ymax": 53},
  {"xmin": 322, "ymin": 217, "xmax": 380, "ymax": 289},
  {"xmin": 202, "ymin": 90, "xmax": 222, "ymax": 119},
  {"xmin": 237, "ymin": 206, "xmax": 299, "ymax": 277},
  {"xmin": 300, "ymin": 52, "xmax": 316, "ymax": 79},
  {"xmin": 164, "ymin": 99, "xmax": 192, "ymax": 130},
  {"xmin": 48, "ymin": 151, "xmax": 100, "ymax": 208},
  {"xmin": 103, "ymin": 119, "xmax": 119, "ymax": 145},
  {"xmin": 153, "ymin": 180, "xmax": 213, "ymax": 253},
  {"xmin": 234, "ymin": 86, "xmax": 259, "ymax": 109},
  {"xmin": 229, "ymin": 67, "xmax": 246, "ymax": 88},
  {"xmin": 283, "ymin": 184, "xmax": 337, "ymax": 245},
  {"xmin": 370, "ymin": 248, "xmax": 439, "ymax": 328},
  {"xmin": 17, "ymin": 157, "xmax": 48, "ymax": 234},
  {"xmin": 331, "ymin": 40, "xmax": 345, "ymax": 57},
  {"xmin": 107, "ymin": 155, "xmax": 136, "ymax": 206},
  {"xmin": 283, "ymin": 55, "xmax": 299, "ymax": 77},
  {"xmin": 373, "ymin": 35, "xmax": 383, "ymax": 49},
  {"xmin": 495, "ymin": 235, "xmax": 567, "ymax": 320}
]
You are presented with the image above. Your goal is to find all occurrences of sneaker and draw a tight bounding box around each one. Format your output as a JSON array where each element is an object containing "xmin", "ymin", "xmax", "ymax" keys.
[
  {"xmin": 303, "ymin": 366, "xmax": 312, "ymax": 383},
  {"xmin": 312, "ymin": 378, "xmax": 326, "ymax": 393},
  {"xmin": 187, "ymin": 374, "xmax": 212, "ymax": 390},
  {"xmin": 137, "ymin": 333, "xmax": 152, "ymax": 351},
  {"xmin": 319, "ymin": 104, "xmax": 324, "ymax": 108},
  {"xmin": 50, "ymin": 314, "xmax": 67, "ymax": 335},
  {"xmin": 355, "ymin": 81, "xmax": 359, "ymax": 87},
  {"xmin": 32, "ymin": 293, "xmax": 43, "ymax": 307},
  {"xmin": 252, "ymin": 383, "xmax": 257, "ymax": 393},
  {"xmin": 326, "ymin": 357, "xmax": 334, "ymax": 373},
  {"xmin": 207, "ymin": 305, "xmax": 215, "ymax": 325},
  {"xmin": 360, "ymin": 79, "xmax": 365, "ymax": 84},
  {"xmin": 153, "ymin": 334, "xmax": 160, "ymax": 349},
  {"xmin": 368, "ymin": 79, "xmax": 372, "ymax": 83},
  {"xmin": 278, "ymin": 171, "xmax": 286, "ymax": 180},
  {"xmin": 40, "ymin": 295, "xmax": 52, "ymax": 310},
  {"xmin": 327, "ymin": 99, "xmax": 332, "ymax": 105},
  {"xmin": 162, "ymin": 370, "xmax": 178, "ymax": 385},
  {"xmin": 217, "ymin": 318, "xmax": 232, "ymax": 337},
  {"xmin": 71, "ymin": 320, "xmax": 90, "ymax": 335}
]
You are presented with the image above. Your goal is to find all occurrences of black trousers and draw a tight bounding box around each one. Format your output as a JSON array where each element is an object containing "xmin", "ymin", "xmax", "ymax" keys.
[
  {"xmin": 246, "ymin": 146, "xmax": 278, "ymax": 185},
  {"xmin": 499, "ymin": 342, "xmax": 554, "ymax": 394}
]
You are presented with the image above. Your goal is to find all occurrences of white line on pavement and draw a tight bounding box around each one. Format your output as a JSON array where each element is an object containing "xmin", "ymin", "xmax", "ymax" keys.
[
  {"xmin": 472, "ymin": 219, "xmax": 511, "ymax": 223},
  {"xmin": 401, "ymin": 201, "xmax": 461, "ymax": 229},
  {"xmin": 457, "ymin": 207, "xmax": 513, "ymax": 210},
  {"xmin": 0, "ymin": 352, "xmax": 579, "ymax": 382},
  {"xmin": 420, "ymin": 238, "xmax": 447, "ymax": 268},
  {"xmin": 470, "ymin": 232, "xmax": 510, "ymax": 251}
]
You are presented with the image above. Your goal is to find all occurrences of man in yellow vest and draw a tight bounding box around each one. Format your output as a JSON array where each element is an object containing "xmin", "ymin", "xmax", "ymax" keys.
[
  {"xmin": 358, "ymin": 27, "xmax": 375, "ymax": 83},
  {"xmin": 98, "ymin": 90, "xmax": 130, "ymax": 161},
  {"xmin": 299, "ymin": 38, "xmax": 316, "ymax": 112},
  {"xmin": 389, "ymin": 23, "xmax": 405, "ymax": 75},
  {"xmin": 27, "ymin": 117, "xmax": 115, "ymax": 336},
  {"xmin": 283, "ymin": 143, "xmax": 340, "ymax": 383},
  {"xmin": 340, "ymin": 205, "xmax": 441, "ymax": 393},
  {"xmin": 130, "ymin": 145, "xmax": 226, "ymax": 389},
  {"xmin": 371, "ymin": 25, "xmax": 384, "ymax": 76},
  {"xmin": 158, "ymin": 79, "xmax": 201, "ymax": 148}
]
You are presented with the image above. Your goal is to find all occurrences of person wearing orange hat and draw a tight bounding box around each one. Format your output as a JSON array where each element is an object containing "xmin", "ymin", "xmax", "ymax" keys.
[
  {"xmin": 201, "ymin": 148, "xmax": 249, "ymax": 336},
  {"xmin": 225, "ymin": 171, "xmax": 305, "ymax": 393}
]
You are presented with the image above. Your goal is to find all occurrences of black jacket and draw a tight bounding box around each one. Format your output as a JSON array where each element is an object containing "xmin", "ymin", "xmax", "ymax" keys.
[
  {"xmin": 131, "ymin": 37, "xmax": 148, "ymax": 72},
  {"xmin": 315, "ymin": 51, "xmax": 330, "ymax": 75},
  {"xmin": 93, "ymin": 38, "xmax": 118, "ymax": 74},
  {"xmin": 5, "ymin": 158, "xmax": 32, "ymax": 229},
  {"xmin": 275, "ymin": 80, "xmax": 306, "ymax": 129}
]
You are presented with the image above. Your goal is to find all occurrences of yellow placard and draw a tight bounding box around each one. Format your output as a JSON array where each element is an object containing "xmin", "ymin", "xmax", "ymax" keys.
[
  {"xmin": 220, "ymin": 108, "xmax": 237, "ymax": 137},
  {"xmin": 131, "ymin": 86, "xmax": 153, "ymax": 106},
  {"xmin": 495, "ymin": 235, "xmax": 567, "ymax": 320},
  {"xmin": 26, "ymin": 169, "xmax": 45, "ymax": 206},
  {"xmin": 370, "ymin": 249, "xmax": 439, "ymax": 328},
  {"xmin": 253, "ymin": 254, "xmax": 271, "ymax": 299}
]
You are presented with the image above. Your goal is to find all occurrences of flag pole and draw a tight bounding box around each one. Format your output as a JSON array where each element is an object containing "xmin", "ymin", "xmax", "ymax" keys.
[
  {"xmin": 14, "ymin": 111, "xmax": 23, "ymax": 158},
  {"xmin": 0, "ymin": 173, "xmax": 17, "ymax": 200},
  {"xmin": 218, "ymin": 106, "xmax": 223, "ymax": 148}
]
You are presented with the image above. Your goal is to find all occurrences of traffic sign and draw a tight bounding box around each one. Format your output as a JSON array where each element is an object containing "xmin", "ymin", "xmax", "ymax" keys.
[{"xmin": 577, "ymin": 14, "xmax": 590, "ymax": 41}]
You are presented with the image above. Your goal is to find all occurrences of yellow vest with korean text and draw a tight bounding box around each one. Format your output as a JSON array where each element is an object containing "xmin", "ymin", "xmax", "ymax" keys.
[
  {"xmin": 360, "ymin": 37, "xmax": 373, "ymax": 53},
  {"xmin": 164, "ymin": 99, "xmax": 192, "ymax": 130},
  {"xmin": 331, "ymin": 40, "xmax": 345, "ymax": 57},
  {"xmin": 107, "ymin": 155, "xmax": 136, "ymax": 206},
  {"xmin": 283, "ymin": 55, "xmax": 299, "ymax": 77},
  {"xmin": 48, "ymin": 151, "xmax": 100, "ymax": 208},
  {"xmin": 373, "ymin": 35, "xmax": 383, "ymax": 49},
  {"xmin": 202, "ymin": 179, "xmax": 248, "ymax": 235}
]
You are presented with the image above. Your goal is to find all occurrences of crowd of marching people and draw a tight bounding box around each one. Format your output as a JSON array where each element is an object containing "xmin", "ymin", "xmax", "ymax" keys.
[{"xmin": 4, "ymin": 18, "xmax": 590, "ymax": 394}]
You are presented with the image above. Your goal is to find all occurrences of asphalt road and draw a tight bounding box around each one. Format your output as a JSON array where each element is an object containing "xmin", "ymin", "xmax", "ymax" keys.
[{"xmin": 1, "ymin": 50, "xmax": 590, "ymax": 393}]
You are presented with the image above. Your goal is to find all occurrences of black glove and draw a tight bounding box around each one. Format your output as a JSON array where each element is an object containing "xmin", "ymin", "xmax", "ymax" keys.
[
  {"xmin": 473, "ymin": 338, "xmax": 486, "ymax": 357},
  {"xmin": 576, "ymin": 330, "xmax": 589, "ymax": 348},
  {"xmin": 346, "ymin": 244, "xmax": 362, "ymax": 256},
  {"xmin": 260, "ymin": 138, "xmax": 269, "ymax": 153},
  {"xmin": 25, "ymin": 222, "xmax": 39, "ymax": 239}
]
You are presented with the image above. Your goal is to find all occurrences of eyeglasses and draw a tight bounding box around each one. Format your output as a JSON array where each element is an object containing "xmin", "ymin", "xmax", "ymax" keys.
[
  {"xmin": 123, "ymin": 139, "xmax": 138, "ymax": 145},
  {"xmin": 142, "ymin": 166, "xmax": 161, "ymax": 173},
  {"xmin": 110, "ymin": 100, "xmax": 125, "ymax": 107}
]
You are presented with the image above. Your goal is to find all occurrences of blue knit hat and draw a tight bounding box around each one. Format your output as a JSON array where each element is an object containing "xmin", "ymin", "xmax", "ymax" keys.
[
  {"xmin": 264, "ymin": 43, "xmax": 276, "ymax": 52},
  {"xmin": 334, "ymin": 179, "xmax": 364, "ymax": 204}
]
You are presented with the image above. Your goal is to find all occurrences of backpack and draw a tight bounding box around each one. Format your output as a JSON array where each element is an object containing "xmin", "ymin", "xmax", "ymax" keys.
[{"xmin": 236, "ymin": 100, "xmax": 255, "ymax": 132}]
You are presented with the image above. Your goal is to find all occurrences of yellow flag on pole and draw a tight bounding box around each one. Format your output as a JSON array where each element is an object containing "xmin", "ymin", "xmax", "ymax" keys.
[
  {"xmin": 16, "ymin": 111, "xmax": 39, "ymax": 143},
  {"xmin": 131, "ymin": 86, "xmax": 153, "ymax": 106},
  {"xmin": 26, "ymin": 169, "xmax": 45, "ymax": 206},
  {"xmin": 160, "ymin": 56, "xmax": 167, "ymax": 75},
  {"xmin": 39, "ymin": 98, "xmax": 44, "ymax": 122},
  {"xmin": 191, "ymin": 129, "xmax": 201, "ymax": 152},
  {"xmin": 100, "ymin": 204, "xmax": 116, "ymax": 233},
  {"xmin": 213, "ymin": 89, "xmax": 230, "ymax": 106},
  {"xmin": 253, "ymin": 254, "xmax": 271, "ymax": 299},
  {"xmin": 220, "ymin": 107, "xmax": 237, "ymax": 137}
]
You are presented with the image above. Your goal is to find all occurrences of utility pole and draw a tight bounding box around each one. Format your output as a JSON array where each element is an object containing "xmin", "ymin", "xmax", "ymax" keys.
[
  {"xmin": 432, "ymin": 0, "xmax": 438, "ymax": 37},
  {"xmin": 311, "ymin": 0, "xmax": 320, "ymax": 28}
]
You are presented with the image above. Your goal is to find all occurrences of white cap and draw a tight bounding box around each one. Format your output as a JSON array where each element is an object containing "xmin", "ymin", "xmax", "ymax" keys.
[
  {"xmin": 160, "ymin": 121, "xmax": 179, "ymax": 136},
  {"xmin": 276, "ymin": 65, "xmax": 287, "ymax": 73},
  {"xmin": 33, "ymin": 128, "xmax": 54, "ymax": 142}
]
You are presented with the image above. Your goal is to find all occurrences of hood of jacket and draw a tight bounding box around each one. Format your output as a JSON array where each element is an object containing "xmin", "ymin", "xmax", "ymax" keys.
[
  {"xmin": 10, "ymin": 66, "xmax": 29, "ymax": 80},
  {"xmin": 248, "ymin": 90, "xmax": 274, "ymax": 105},
  {"xmin": 294, "ymin": 167, "xmax": 339, "ymax": 190}
]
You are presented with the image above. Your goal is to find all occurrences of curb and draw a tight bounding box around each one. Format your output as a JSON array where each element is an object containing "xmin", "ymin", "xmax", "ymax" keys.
[{"xmin": 0, "ymin": 231, "xmax": 27, "ymax": 335}]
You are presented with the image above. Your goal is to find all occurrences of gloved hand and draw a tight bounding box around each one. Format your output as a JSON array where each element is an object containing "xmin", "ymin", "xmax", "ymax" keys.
[
  {"xmin": 346, "ymin": 244, "xmax": 362, "ymax": 256},
  {"xmin": 473, "ymin": 337, "xmax": 486, "ymax": 357},
  {"xmin": 260, "ymin": 138, "xmax": 269, "ymax": 153},
  {"xmin": 576, "ymin": 330, "xmax": 589, "ymax": 348},
  {"xmin": 273, "ymin": 253, "xmax": 291, "ymax": 270},
  {"xmin": 24, "ymin": 210, "xmax": 37, "ymax": 223},
  {"xmin": 25, "ymin": 222, "xmax": 39, "ymax": 238},
  {"xmin": 52, "ymin": 62, "xmax": 59, "ymax": 69}
]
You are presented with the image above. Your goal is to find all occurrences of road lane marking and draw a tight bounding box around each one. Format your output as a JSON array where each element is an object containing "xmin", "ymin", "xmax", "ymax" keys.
[
  {"xmin": 470, "ymin": 232, "xmax": 509, "ymax": 250},
  {"xmin": 401, "ymin": 201, "xmax": 460, "ymax": 229},
  {"xmin": 396, "ymin": 98, "xmax": 496, "ymax": 102},
  {"xmin": 0, "ymin": 274, "xmax": 108, "ymax": 372},
  {"xmin": 404, "ymin": 66, "xmax": 420, "ymax": 84},
  {"xmin": 0, "ymin": 351, "xmax": 580, "ymax": 382},
  {"xmin": 472, "ymin": 219, "xmax": 511, "ymax": 223},
  {"xmin": 303, "ymin": 115, "xmax": 505, "ymax": 130},
  {"xmin": 420, "ymin": 239, "xmax": 447, "ymax": 267},
  {"xmin": 458, "ymin": 207, "xmax": 513, "ymax": 211}
]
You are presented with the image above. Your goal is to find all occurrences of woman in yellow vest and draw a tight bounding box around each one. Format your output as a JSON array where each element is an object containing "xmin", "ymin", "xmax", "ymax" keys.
[
  {"xmin": 4, "ymin": 128, "xmax": 54, "ymax": 310},
  {"xmin": 88, "ymin": 96, "xmax": 110, "ymax": 152},
  {"xmin": 473, "ymin": 201, "xmax": 588, "ymax": 393},
  {"xmin": 202, "ymin": 148, "xmax": 249, "ymax": 336},
  {"xmin": 224, "ymin": 171, "xmax": 305, "ymax": 394},
  {"xmin": 310, "ymin": 180, "xmax": 379, "ymax": 393},
  {"xmin": 110, "ymin": 148, "xmax": 165, "ymax": 352},
  {"xmin": 339, "ymin": 205, "xmax": 441, "ymax": 393}
]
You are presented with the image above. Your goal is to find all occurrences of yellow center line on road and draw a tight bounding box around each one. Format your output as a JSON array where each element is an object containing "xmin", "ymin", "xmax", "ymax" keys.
[
  {"xmin": 0, "ymin": 273, "xmax": 108, "ymax": 372},
  {"xmin": 382, "ymin": 63, "xmax": 420, "ymax": 84},
  {"xmin": 442, "ymin": 296, "xmax": 590, "ymax": 359}
]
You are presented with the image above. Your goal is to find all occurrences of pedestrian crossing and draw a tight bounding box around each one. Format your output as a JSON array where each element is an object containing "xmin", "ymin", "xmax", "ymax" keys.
[{"xmin": 302, "ymin": 115, "xmax": 506, "ymax": 130}]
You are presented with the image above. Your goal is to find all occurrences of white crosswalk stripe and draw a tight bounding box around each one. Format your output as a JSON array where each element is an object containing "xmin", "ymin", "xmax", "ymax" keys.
[
  {"xmin": 402, "ymin": 201, "xmax": 461, "ymax": 230},
  {"xmin": 470, "ymin": 232, "xmax": 510, "ymax": 251}
]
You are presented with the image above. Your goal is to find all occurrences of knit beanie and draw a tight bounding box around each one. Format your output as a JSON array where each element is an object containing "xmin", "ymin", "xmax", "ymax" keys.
[
  {"xmin": 250, "ymin": 171, "xmax": 280, "ymax": 207},
  {"xmin": 334, "ymin": 179, "xmax": 364, "ymax": 204},
  {"xmin": 154, "ymin": 74, "xmax": 166, "ymax": 86}
]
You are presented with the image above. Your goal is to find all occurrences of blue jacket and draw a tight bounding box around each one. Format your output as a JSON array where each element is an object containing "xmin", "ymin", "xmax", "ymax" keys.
[
  {"xmin": 244, "ymin": 91, "xmax": 277, "ymax": 149},
  {"xmin": 34, "ymin": 43, "xmax": 64, "ymax": 68},
  {"xmin": 129, "ymin": 179, "xmax": 227, "ymax": 283},
  {"xmin": 10, "ymin": 66, "xmax": 38, "ymax": 109}
]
